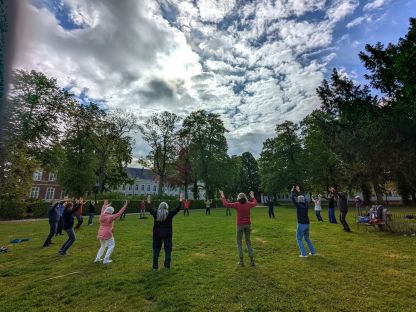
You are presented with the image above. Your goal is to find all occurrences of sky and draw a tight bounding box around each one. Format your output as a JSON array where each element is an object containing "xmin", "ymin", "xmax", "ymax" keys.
[{"xmin": 11, "ymin": 0, "xmax": 416, "ymax": 161}]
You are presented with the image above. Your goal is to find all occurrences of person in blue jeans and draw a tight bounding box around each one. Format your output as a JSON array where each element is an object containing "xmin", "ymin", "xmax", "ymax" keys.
[
  {"xmin": 291, "ymin": 185, "xmax": 316, "ymax": 257},
  {"xmin": 323, "ymin": 193, "xmax": 337, "ymax": 223},
  {"xmin": 59, "ymin": 199, "xmax": 83, "ymax": 256},
  {"xmin": 87, "ymin": 201, "xmax": 96, "ymax": 225},
  {"xmin": 147, "ymin": 193, "xmax": 183, "ymax": 271}
]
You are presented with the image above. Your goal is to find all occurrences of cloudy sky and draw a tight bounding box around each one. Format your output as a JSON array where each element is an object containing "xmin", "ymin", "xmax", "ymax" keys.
[{"xmin": 12, "ymin": 0, "xmax": 416, "ymax": 159}]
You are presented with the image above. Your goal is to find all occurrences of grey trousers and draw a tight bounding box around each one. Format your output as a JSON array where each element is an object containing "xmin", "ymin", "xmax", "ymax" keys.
[{"xmin": 237, "ymin": 224, "xmax": 253, "ymax": 258}]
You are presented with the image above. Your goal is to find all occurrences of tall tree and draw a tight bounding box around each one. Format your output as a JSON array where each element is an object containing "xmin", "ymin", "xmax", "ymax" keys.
[
  {"xmin": 181, "ymin": 110, "xmax": 229, "ymax": 198},
  {"xmin": 240, "ymin": 152, "xmax": 260, "ymax": 199},
  {"xmin": 139, "ymin": 111, "xmax": 181, "ymax": 195},
  {"xmin": 259, "ymin": 121, "xmax": 304, "ymax": 195}
]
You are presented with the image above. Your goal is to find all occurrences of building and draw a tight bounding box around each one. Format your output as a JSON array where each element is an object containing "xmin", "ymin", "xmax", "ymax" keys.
[
  {"xmin": 113, "ymin": 167, "xmax": 205, "ymax": 199},
  {"xmin": 29, "ymin": 169, "xmax": 64, "ymax": 201}
]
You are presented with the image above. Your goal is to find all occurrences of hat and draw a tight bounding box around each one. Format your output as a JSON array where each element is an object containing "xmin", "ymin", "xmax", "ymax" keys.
[
  {"xmin": 237, "ymin": 193, "xmax": 247, "ymax": 200},
  {"xmin": 105, "ymin": 206, "xmax": 114, "ymax": 214}
]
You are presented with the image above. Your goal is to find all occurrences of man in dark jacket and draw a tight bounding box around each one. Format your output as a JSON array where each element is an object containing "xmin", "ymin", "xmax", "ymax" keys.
[
  {"xmin": 291, "ymin": 185, "xmax": 317, "ymax": 257},
  {"xmin": 329, "ymin": 187, "xmax": 351, "ymax": 232},
  {"xmin": 59, "ymin": 200, "xmax": 83, "ymax": 255},
  {"xmin": 267, "ymin": 197, "xmax": 275, "ymax": 218},
  {"xmin": 87, "ymin": 201, "xmax": 96, "ymax": 225},
  {"xmin": 43, "ymin": 201, "xmax": 61, "ymax": 247},
  {"xmin": 147, "ymin": 194, "xmax": 183, "ymax": 271}
]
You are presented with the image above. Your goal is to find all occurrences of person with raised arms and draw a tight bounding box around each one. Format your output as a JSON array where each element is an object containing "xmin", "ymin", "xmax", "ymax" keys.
[
  {"xmin": 94, "ymin": 200, "xmax": 128, "ymax": 264},
  {"xmin": 147, "ymin": 193, "xmax": 183, "ymax": 271},
  {"xmin": 59, "ymin": 198, "xmax": 83, "ymax": 256},
  {"xmin": 291, "ymin": 185, "xmax": 317, "ymax": 258},
  {"xmin": 219, "ymin": 190, "xmax": 257, "ymax": 267}
]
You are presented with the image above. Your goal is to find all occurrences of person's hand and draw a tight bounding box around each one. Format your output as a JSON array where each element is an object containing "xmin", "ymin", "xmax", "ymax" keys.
[
  {"xmin": 219, "ymin": 190, "xmax": 225, "ymax": 198},
  {"xmin": 291, "ymin": 186, "xmax": 295, "ymax": 192},
  {"xmin": 295, "ymin": 185, "xmax": 300, "ymax": 192},
  {"xmin": 79, "ymin": 197, "xmax": 84, "ymax": 204},
  {"xmin": 147, "ymin": 195, "xmax": 151, "ymax": 204},
  {"xmin": 103, "ymin": 200, "xmax": 109, "ymax": 209},
  {"xmin": 180, "ymin": 192, "xmax": 184, "ymax": 202},
  {"xmin": 249, "ymin": 191, "xmax": 255, "ymax": 198}
]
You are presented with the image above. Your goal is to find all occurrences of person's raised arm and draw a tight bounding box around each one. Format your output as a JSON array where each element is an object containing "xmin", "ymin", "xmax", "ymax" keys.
[
  {"xmin": 101, "ymin": 200, "xmax": 109, "ymax": 214},
  {"xmin": 171, "ymin": 193, "xmax": 184, "ymax": 216},
  {"xmin": 112, "ymin": 201, "xmax": 128, "ymax": 220},
  {"xmin": 147, "ymin": 195, "xmax": 156, "ymax": 217},
  {"xmin": 291, "ymin": 186, "xmax": 297, "ymax": 206},
  {"xmin": 220, "ymin": 190, "xmax": 238, "ymax": 208},
  {"xmin": 248, "ymin": 191, "xmax": 257, "ymax": 208}
]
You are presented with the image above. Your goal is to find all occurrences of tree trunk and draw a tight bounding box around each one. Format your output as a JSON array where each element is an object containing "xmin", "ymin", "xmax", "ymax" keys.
[
  {"xmin": 192, "ymin": 179, "xmax": 199, "ymax": 199},
  {"xmin": 158, "ymin": 174, "xmax": 164, "ymax": 196},
  {"xmin": 361, "ymin": 183, "xmax": 372, "ymax": 205},
  {"xmin": 97, "ymin": 156, "xmax": 106, "ymax": 193},
  {"xmin": 373, "ymin": 181, "xmax": 384, "ymax": 204}
]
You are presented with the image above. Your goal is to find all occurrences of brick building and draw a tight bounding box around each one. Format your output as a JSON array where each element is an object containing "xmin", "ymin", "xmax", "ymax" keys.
[{"xmin": 29, "ymin": 169, "xmax": 64, "ymax": 201}]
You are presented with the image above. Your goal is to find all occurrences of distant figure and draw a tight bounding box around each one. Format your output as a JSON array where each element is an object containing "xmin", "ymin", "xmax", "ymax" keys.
[
  {"xmin": 313, "ymin": 195, "xmax": 324, "ymax": 222},
  {"xmin": 95, "ymin": 200, "xmax": 128, "ymax": 264},
  {"xmin": 183, "ymin": 199, "xmax": 190, "ymax": 216},
  {"xmin": 87, "ymin": 201, "xmax": 96, "ymax": 225},
  {"xmin": 329, "ymin": 187, "xmax": 351, "ymax": 232},
  {"xmin": 59, "ymin": 199, "xmax": 83, "ymax": 255},
  {"xmin": 43, "ymin": 201, "xmax": 60, "ymax": 247},
  {"xmin": 147, "ymin": 193, "xmax": 183, "ymax": 271},
  {"xmin": 355, "ymin": 196, "xmax": 364, "ymax": 216},
  {"xmin": 220, "ymin": 190, "xmax": 257, "ymax": 267},
  {"xmin": 205, "ymin": 199, "xmax": 212, "ymax": 215},
  {"xmin": 139, "ymin": 200, "xmax": 146, "ymax": 218},
  {"xmin": 291, "ymin": 185, "xmax": 316, "ymax": 257},
  {"xmin": 266, "ymin": 197, "xmax": 275, "ymax": 218},
  {"xmin": 323, "ymin": 193, "xmax": 337, "ymax": 224}
]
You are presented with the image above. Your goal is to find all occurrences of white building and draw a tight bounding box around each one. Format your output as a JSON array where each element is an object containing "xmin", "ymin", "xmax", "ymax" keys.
[{"xmin": 113, "ymin": 168, "xmax": 205, "ymax": 199}]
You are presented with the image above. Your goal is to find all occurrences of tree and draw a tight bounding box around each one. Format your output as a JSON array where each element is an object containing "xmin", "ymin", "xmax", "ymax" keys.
[
  {"xmin": 240, "ymin": 152, "xmax": 260, "ymax": 199},
  {"xmin": 259, "ymin": 121, "xmax": 304, "ymax": 195},
  {"xmin": 89, "ymin": 109, "xmax": 137, "ymax": 193},
  {"xmin": 359, "ymin": 18, "xmax": 416, "ymax": 203},
  {"xmin": 139, "ymin": 111, "xmax": 181, "ymax": 195},
  {"xmin": 181, "ymin": 110, "xmax": 229, "ymax": 198}
]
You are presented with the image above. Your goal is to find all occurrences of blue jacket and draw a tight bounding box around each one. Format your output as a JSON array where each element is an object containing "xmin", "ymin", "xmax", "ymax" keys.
[{"xmin": 291, "ymin": 192, "xmax": 310, "ymax": 224}]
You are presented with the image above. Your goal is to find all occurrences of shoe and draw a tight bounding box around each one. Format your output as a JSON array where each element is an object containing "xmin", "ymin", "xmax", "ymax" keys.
[
  {"xmin": 165, "ymin": 267, "xmax": 170, "ymax": 271},
  {"xmin": 308, "ymin": 252, "xmax": 318, "ymax": 256},
  {"xmin": 152, "ymin": 268, "xmax": 158, "ymax": 272},
  {"xmin": 299, "ymin": 254, "xmax": 308, "ymax": 258},
  {"xmin": 59, "ymin": 251, "xmax": 67, "ymax": 256},
  {"xmin": 94, "ymin": 258, "xmax": 103, "ymax": 263},
  {"xmin": 103, "ymin": 259, "xmax": 113, "ymax": 265},
  {"xmin": 250, "ymin": 257, "xmax": 255, "ymax": 267}
]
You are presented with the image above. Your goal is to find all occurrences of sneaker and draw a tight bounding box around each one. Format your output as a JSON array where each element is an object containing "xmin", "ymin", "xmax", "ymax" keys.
[
  {"xmin": 250, "ymin": 257, "xmax": 255, "ymax": 267},
  {"xmin": 94, "ymin": 258, "xmax": 103, "ymax": 263},
  {"xmin": 165, "ymin": 267, "xmax": 170, "ymax": 271},
  {"xmin": 59, "ymin": 251, "xmax": 68, "ymax": 256},
  {"xmin": 103, "ymin": 259, "xmax": 113, "ymax": 265},
  {"xmin": 308, "ymin": 252, "xmax": 318, "ymax": 256},
  {"xmin": 299, "ymin": 254, "xmax": 308, "ymax": 258},
  {"xmin": 152, "ymin": 268, "xmax": 158, "ymax": 272},
  {"xmin": 238, "ymin": 261, "xmax": 245, "ymax": 267}
]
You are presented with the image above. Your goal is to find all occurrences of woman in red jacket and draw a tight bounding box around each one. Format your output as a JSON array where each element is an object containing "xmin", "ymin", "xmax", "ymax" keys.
[{"xmin": 220, "ymin": 190, "xmax": 257, "ymax": 267}]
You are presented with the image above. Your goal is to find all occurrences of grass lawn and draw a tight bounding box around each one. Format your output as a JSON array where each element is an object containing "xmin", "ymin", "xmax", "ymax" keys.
[{"xmin": 0, "ymin": 205, "xmax": 415, "ymax": 312}]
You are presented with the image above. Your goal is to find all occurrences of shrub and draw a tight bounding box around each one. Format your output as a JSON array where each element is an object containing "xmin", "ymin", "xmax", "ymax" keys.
[{"xmin": 0, "ymin": 200, "xmax": 25, "ymax": 219}]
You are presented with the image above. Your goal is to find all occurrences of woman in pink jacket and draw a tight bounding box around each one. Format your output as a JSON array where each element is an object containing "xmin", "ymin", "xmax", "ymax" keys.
[{"xmin": 94, "ymin": 200, "xmax": 128, "ymax": 264}]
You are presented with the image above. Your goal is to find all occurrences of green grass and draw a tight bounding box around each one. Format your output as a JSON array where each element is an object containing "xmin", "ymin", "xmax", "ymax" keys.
[{"xmin": 1, "ymin": 206, "xmax": 415, "ymax": 312}]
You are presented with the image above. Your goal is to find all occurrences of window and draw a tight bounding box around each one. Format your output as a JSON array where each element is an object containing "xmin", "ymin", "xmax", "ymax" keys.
[
  {"xmin": 147, "ymin": 185, "xmax": 150, "ymax": 191},
  {"xmin": 30, "ymin": 187, "xmax": 40, "ymax": 199},
  {"xmin": 60, "ymin": 190, "xmax": 66, "ymax": 199},
  {"xmin": 45, "ymin": 187, "xmax": 55, "ymax": 200},
  {"xmin": 33, "ymin": 170, "xmax": 42, "ymax": 181},
  {"xmin": 122, "ymin": 185, "xmax": 126, "ymax": 190},
  {"xmin": 128, "ymin": 185, "xmax": 132, "ymax": 191},
  {"xmin": 48, "ymin": 172, "xmax": 57, "ymax": 181},
  {"xmin": 135, "ymin": 185, "xmax": 139, "ymax": 191},
  {"xmin": 141, "ymin": 185, "xmax": 145, "ymax": 191},
  {"xmin": 153, "ymin": 185, "xmax": 156, "ymax": 192}
]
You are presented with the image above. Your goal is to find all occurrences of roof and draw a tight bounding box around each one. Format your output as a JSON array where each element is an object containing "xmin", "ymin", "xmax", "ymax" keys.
[{"xmin": 124, "ymin": 168, "xmax": 158, "ymax": 182}]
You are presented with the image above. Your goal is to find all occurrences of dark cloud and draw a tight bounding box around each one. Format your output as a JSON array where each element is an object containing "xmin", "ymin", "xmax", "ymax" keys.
[{"xmin": 140, "ymin": 79, "xmax": 174, "ymax": 101}]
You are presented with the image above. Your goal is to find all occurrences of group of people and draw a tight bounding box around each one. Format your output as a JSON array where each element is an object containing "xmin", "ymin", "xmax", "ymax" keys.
[{"xmin": 43, "ymin": 185, "xmax": 354, "ymax": 269}]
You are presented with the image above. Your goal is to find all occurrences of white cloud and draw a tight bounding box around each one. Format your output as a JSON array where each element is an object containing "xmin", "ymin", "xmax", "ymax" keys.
[
  {"xmin": 12, "ymin": 0, "xmax": 360, "ymax": 157},
  {"xmin": 363, "ymin": 0, "xmax": 391, "ymax": 11}
]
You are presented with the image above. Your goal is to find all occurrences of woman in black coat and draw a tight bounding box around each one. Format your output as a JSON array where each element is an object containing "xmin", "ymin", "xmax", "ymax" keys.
[{"xmin": 147, "ymin": 193, "xmax": 183, "ymax": 271}]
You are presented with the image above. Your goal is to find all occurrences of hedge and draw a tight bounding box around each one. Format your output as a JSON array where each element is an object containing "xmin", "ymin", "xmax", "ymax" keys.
[{"xmin": 0, "ymin": 199, "xmax": 225, "ymax": 219}]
